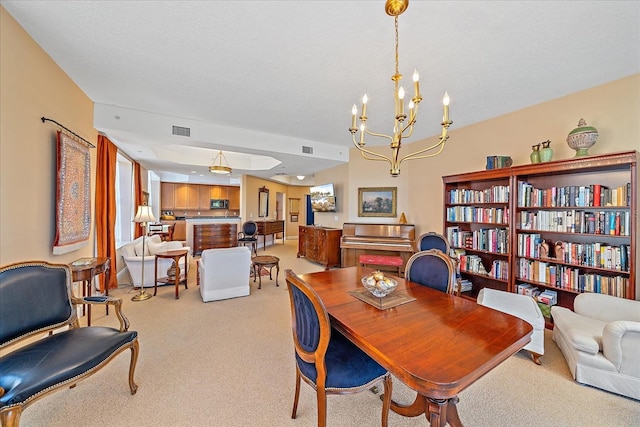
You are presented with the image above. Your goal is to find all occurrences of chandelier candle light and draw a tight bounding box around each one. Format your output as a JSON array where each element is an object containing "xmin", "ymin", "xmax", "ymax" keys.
[{"xmin": 349, "ymin": 0, "xmax": 453, "ymax": 177}]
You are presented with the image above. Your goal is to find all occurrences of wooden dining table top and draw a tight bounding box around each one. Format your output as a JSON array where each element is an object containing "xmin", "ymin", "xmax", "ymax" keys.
[{"xmin": 299, "ymin": 267, "xmax": 533, "ymax": 401}]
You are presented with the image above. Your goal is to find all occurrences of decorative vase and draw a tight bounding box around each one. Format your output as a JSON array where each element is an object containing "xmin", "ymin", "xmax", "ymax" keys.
[
  {"xmin": 530, "ymin": 144, "xmax": 541, "ymax": 164},
  {"xmin": 167, "ymin": 262, "xmax": 176, "ymax": 279},
  {"xmin": 540, "ymin": 140, "xmax": 553, "ymax": 162},
  {"xmin": 566, "ymin": 118, "xmax": 598, "ymax": 157}
]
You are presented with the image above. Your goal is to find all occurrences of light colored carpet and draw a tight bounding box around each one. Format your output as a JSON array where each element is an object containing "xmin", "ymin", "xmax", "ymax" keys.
[{"xmin": 18, "ymin": 240, "xmax": 640, "ymax": 426}]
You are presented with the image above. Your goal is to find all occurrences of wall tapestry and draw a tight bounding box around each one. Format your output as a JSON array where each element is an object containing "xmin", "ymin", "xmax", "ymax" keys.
[{"xmin": 53, "ymin": 131, "xmax": 91, "ymax": 254}]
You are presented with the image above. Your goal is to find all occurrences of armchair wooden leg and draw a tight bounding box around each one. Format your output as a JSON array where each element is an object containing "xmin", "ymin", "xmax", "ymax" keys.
[
  {"xmin": 530, "ymin": 351, "xmax": 542, "ymax": 365},
  {"xmin": 129, "ymin": 339, "xmax": 140, "ymax": 394},
  {"xmin": 0, "ymin": 406, "xmax": 22, "ymax": 427}
]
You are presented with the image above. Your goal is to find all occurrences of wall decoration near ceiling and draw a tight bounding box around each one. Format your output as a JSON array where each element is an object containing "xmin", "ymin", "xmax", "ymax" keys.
[{"xmin": 53, "ymin": 131, "xmax": 91, "ymax": 254}]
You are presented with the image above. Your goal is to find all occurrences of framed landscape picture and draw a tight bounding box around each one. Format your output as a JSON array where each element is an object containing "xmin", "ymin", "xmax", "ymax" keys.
[{"xmin": 358, "ymin": 187, "xmax": 397, "ymax": 217}]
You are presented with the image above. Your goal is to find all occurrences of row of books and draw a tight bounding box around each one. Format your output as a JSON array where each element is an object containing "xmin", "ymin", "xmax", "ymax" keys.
[
  {"xmin": 453, "ymin": 279, "xmax": 473, "ymax": 293},
  {"xmin": 518, "ymin": 209, "xmax": 630, "ymax": 236},
  {"xmin": 447, "ymin": 226, "xmax": 509, "ymax": 254},
  {"xmin": 448, "ymin": 185, "xmax": 509, "ymax": 204},
  {"xmin": 517, "ymin": 233, "xmax": 630, "ymax": 272},
  {"xmin": 458, "ymin": 254, "xmax": 509, "ymax": 280},
  {"xmin": 516, "ymin": 284, "xmax": 558, "ymax": 305},
  {"xmin": 517, "ymin": 181, "xmax": 631, "ymax": 208},
  {"xmin": 516, "ymin": 259, "xmax": 628, "ymax": 297},
  {"xmin": 446, "ymin": 206, "xmax": 509, "ymax": 224},
  {"xmin": 554, "ymin": 242, "xmax": 630, "ymax": 272}
]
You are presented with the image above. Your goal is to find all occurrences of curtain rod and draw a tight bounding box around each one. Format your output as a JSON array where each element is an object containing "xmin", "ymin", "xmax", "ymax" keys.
[{"xmin": 41, "ymin": 117, "xmax": 95, "ymax": 148}]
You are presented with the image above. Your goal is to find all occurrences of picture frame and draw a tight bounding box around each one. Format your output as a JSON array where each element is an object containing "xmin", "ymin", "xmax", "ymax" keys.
[
  {"xmin": 358, "ymin": 187, "xmax": 397, "ymax": 217},
  {"xmin": 290, "ymin": 214, "xmax": 298, "ymax": 222}
]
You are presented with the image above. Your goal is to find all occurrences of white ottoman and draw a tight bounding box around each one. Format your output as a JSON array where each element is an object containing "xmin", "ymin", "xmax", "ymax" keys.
[{"xmin": 477, "ymin": 288, "xmax": 545, "ymax": 365}]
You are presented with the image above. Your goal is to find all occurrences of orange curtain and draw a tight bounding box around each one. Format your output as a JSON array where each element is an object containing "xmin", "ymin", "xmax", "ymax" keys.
[
  {"xmin": 133, "ymin": 162, "xmax": 143, "ymax": 238},
  {"xmin": 96, "ymin": 135, "xmax": 119, "ymax": 291}
]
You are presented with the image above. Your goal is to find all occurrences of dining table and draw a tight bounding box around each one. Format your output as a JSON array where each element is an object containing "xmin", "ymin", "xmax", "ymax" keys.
[{"xmin": 298, "ymin": 267, "xmax": 533, "ymax": 427}]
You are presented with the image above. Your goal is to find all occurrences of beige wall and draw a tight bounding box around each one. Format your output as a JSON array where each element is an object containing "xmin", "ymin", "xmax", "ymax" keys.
[
  {"xmin": 240, "ymin": 175, "xmax": 310, "ymax": 239},
  {"xmin": 2, "ymin": 3, "xmax": 637, "ymax": 267},
  {"xmin": 0, "ymin": 8, "xmax": 97, "ymax": 265},
  {"xmin": 345, "ymin": 74, "xmax": 640, "ymax": 237}
]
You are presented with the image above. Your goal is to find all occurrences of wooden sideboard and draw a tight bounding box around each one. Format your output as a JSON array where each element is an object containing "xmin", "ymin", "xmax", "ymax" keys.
[
  {"xmin": 193, "ymin": 223, "xmax": 238, "ymax": 255},
  {"xmin": 297, "ymin": 226, "xmax": 342, "ymax": 270},
  {"xmin": 256, "ymin": 220, "xmax": 285, "ymax": 250}
]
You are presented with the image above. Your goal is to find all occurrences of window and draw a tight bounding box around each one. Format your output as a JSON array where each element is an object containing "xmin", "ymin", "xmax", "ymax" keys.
[{"xmin": 114, "ymin": 153, "xmax": 134, "ymax": 246}]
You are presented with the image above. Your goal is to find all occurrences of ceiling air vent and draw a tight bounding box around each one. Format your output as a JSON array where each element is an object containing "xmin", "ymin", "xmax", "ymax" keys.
[
  {"xmin": 172, "ymin": 125, "xmax": 191, "ymax": 137},
  {"xmin": 302, "ymin": 146, "xmax": 313, "ymax": 154}
]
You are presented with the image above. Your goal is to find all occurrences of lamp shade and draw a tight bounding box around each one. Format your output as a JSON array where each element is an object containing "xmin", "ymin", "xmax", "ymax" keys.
[{"xmin": 133, "ymin": 205, "xmax": 157, "ymax": 223}]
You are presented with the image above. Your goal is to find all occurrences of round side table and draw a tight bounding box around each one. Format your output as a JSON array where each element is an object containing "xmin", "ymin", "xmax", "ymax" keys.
[
  {"xmin": 154, "ymin": 249, "xmax": 189, "ymax": 299},
  {"xmin": 251, "ymin": 255, "xmax": 280, "ymax": 289}
]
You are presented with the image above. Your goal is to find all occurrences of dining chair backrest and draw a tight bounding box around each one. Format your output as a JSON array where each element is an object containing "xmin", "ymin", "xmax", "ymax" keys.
[
  {"xmin": 405, "ymin": 249, "xmax": 457, "ymax": 294},
  {"xmin": 241, "ymin": 220, "xmax": 258, "ymax": 237},
  {"xmin": 284, "ymin": 269, "xmax": 392, "ymax": 427},
  {"xmin": 285, "ymin": 270, "xmax": 330, "ymax": 376},
  {"xmin": 417, "ymin": 232, "xmax": 450, "ymax": 253}
]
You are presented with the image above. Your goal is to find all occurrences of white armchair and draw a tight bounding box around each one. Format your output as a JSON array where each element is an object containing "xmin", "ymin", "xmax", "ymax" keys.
[
  {"xmin": 121, "ymin": 235, "xmax": 191, "ymax": 288},
  {"xmin": 477, "ymin": 288, "xmax": 545, "ymax": 364},
  {"xmin": 198, "ymin": 246, "xmax": 251, "ymax": 302},
  {"xmin": 551, "ymin": 293, "xmax": 640, "ymax": 400}
]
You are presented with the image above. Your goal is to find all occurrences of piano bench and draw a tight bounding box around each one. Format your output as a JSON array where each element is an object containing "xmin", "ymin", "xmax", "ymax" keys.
[{"xmin": 359, "ymin": 254, "xmax": 404, "ymax": 275}]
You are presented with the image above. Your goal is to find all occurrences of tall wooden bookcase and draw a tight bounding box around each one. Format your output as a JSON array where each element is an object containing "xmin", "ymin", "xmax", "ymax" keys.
[{"xmin": 443, "ymin": 151, "xmax": 637, "ymax": 315}]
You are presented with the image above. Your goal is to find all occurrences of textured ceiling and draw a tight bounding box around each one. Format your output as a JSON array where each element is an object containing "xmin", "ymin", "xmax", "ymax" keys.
[{"xmin": 3, "ymin": 1, "xmax": 639, "ymax": 184}]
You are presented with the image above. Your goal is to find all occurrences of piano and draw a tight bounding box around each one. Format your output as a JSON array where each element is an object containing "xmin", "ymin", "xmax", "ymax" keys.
[{"xmin": 340, "ymin": 223, "xmax": 416, "ymax": 271}]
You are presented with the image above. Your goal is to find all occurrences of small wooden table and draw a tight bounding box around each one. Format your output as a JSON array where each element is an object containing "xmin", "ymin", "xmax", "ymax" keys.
[
  {"xmin": 154, "ymin": 249, "xmax": 189, "ymax": 299},
  {"xmin": 70, "ymin": 257, "xmax": 110, "ymax": 326},
  {"xmin": 251, "ymin": 255, "xmax": 280, "ymax": 289}
]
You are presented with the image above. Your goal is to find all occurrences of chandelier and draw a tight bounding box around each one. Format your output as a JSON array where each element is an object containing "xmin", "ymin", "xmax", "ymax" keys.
[
  {"xmin": 209, "ymin": 150, "xmax": 232, "ymax": 174},
  {"xmin": 349, "ymin": 0, "xmax": 452, "ymax": 177}
]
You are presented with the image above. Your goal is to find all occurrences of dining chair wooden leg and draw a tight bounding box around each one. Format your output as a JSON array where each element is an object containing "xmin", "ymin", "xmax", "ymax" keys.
[
  {"xmin": 316, "ymin": 388, "xmax": 327, "ymax": 427},
  {"xmin": 291, "ymin": 368, "xmax": 301, "ymax": 419}
]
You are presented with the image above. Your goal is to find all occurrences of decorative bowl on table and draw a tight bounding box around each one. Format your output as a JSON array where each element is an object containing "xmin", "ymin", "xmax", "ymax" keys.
[{"xmin": 361, "ymin": 270, "xmax": 398, "ymax": 298}]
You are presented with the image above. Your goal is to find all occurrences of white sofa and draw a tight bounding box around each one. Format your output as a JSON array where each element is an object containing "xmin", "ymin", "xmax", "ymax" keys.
[
  {"xmin": 551, "ymin": 293, "xmax": 640, "ymax": 400},
  {"xmin": 121, "ymin": 235, "xmax": 191, "ymax": 288},
  {"xmin": 477, "ymin": 288, "xmax": 545, "ymax": 364},
  {"xmin": 198, "ymin": 246, "xmax": 251, "ymax": 302}
]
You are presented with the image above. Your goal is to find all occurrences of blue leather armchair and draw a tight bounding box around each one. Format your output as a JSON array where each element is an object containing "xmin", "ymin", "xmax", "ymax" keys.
[{"xmin": 0, "ymin": 262, "xmax": 139, "ymax": 426}]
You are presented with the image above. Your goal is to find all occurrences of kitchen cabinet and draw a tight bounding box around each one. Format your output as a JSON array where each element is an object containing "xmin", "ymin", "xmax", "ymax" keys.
[
  {"xmin": 198, "ymin": 184, "xmax": 211, "ymax": 210},
  {"xmin": 161, "ymin": 183, "xmax": 175, "ymax": 210},
  {"xmin": 175, "ymin": 184, "xmax": 198, "ymax": 210},
  {"xmin": 161, "ymin": 183, "xmax": 242, "ymax": 211},
  {"xmin": 227, "ymin": 186, "xmax": 240, "ymax": 209}
]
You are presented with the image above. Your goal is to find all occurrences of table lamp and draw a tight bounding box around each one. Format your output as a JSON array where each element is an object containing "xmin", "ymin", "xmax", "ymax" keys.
[{"xmin": 132, "ymin": 205, "xmax": 156, "ymax": 301}]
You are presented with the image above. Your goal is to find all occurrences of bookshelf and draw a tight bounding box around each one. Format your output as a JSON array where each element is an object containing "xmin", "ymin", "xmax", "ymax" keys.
[{"xmin": 443, "ymin": 151, "xmax": 637, "ymax": 322}]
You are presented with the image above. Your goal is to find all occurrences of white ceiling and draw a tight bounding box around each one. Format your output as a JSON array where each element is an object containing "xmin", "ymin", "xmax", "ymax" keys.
[{"xmin": 3, "ymin": 1, "xmax": 639, "ymax": 185}]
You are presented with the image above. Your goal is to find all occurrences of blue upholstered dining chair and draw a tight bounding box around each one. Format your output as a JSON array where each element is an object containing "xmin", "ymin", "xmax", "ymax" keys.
[
  {"xmin": 237, "ymin": 220, "xmax": 258, "ymax": 255},
  {"xmin": 404, "ymin": 249, "xmax": 457, "ymax": 295},
  {"xmin": 284, "ymin": 270, "xmax": 392, "ymax": 427},
  {"xmin": 417, "ymin": 231, "xmax": 450, "ymax": 253}
]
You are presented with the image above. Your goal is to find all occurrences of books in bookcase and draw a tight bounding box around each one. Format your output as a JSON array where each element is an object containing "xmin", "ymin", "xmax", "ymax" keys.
[{"xmin": 517, "ymin": 181, "xmax": 630, "ymax": 208}]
